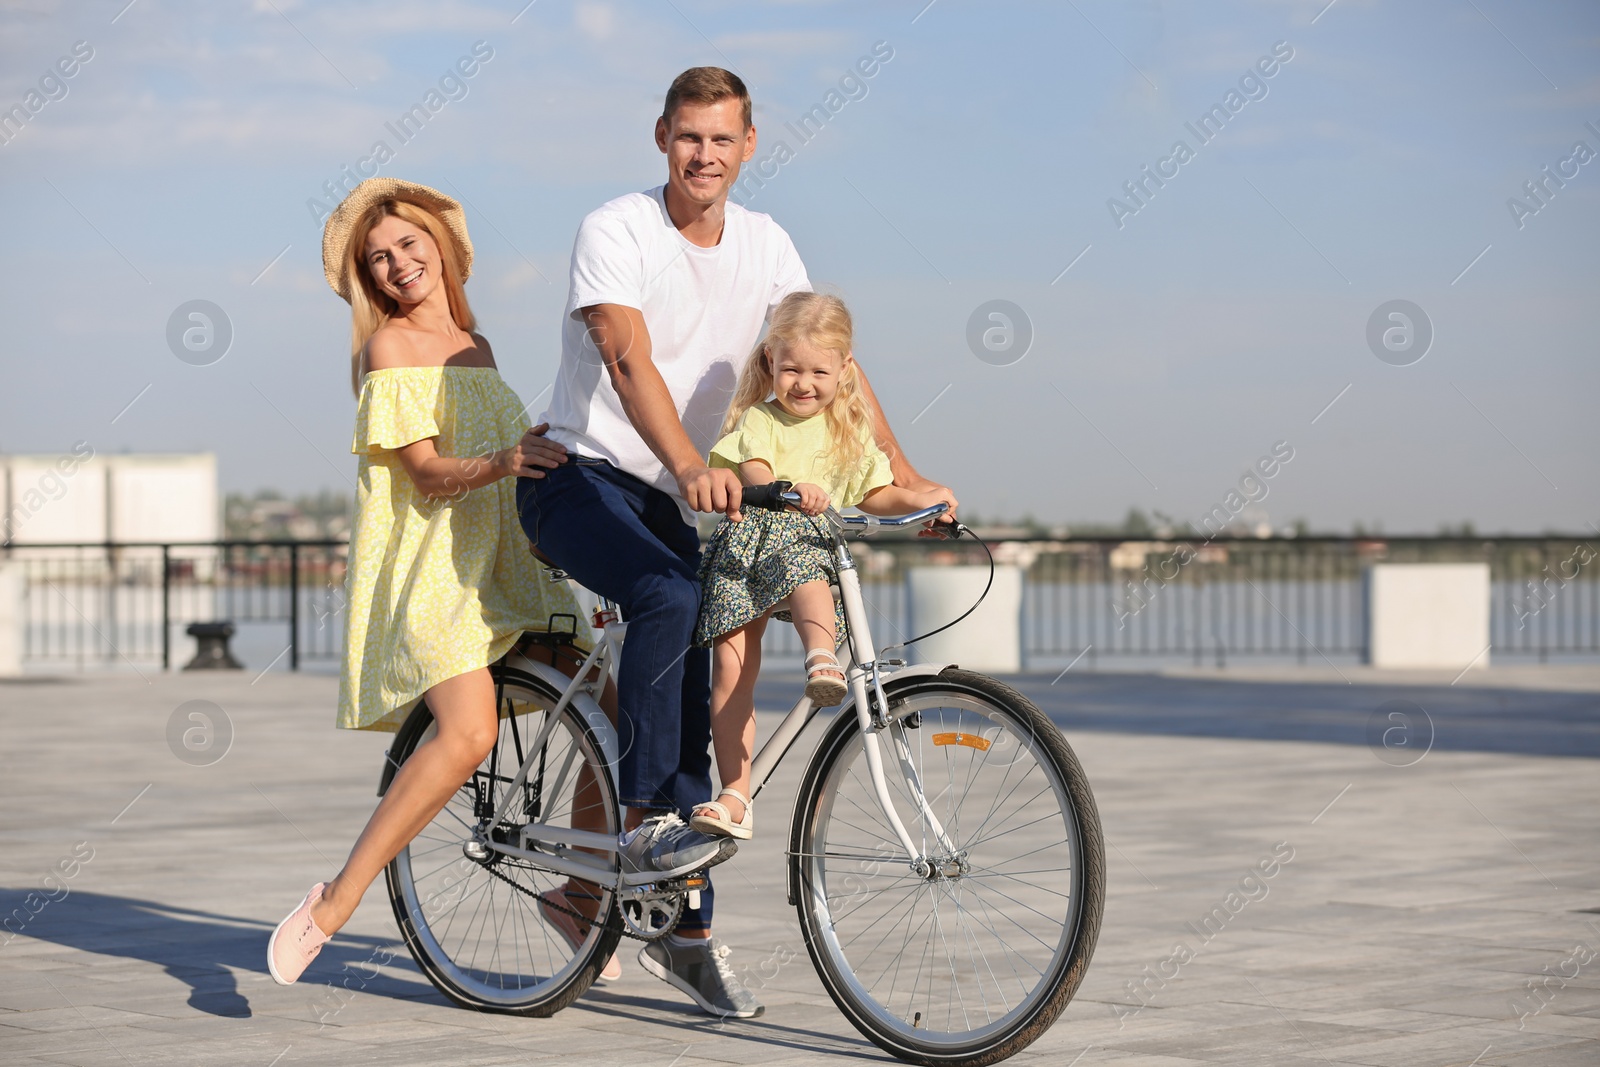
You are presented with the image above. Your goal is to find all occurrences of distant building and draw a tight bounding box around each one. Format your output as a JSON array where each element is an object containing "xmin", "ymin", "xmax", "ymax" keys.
[
  {"xmin": 224, "ymin": 489, "xmax": 350, "ymax": 541},
  {"xmin": 2, "ymin": 451, "xmax": 218, "ymax": 546},
  {"xmin": 1109, "ymin": 541, "xmax": 1173, "ymax": 571}
]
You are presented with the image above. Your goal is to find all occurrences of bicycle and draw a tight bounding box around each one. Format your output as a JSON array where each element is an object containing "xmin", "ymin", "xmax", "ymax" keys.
[{"xmin": 378, "ymin": 486, "xmax": 1105, "ymax": 1066}]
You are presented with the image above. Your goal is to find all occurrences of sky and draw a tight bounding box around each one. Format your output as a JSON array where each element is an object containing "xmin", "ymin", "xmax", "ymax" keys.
[{"xmin": 0, "ymin": 0, "xmax": 1596, "ymax": 534}]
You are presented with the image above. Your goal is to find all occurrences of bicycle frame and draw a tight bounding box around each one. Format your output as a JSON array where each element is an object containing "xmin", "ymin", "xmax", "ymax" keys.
[{"xmin": 477, "ymin": 501, "xmax": 960, "ymax": 884}]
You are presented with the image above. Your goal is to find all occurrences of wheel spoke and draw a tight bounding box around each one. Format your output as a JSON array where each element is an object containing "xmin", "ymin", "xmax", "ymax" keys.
[
  {"xmin": 832, "ymin": 877, "xmax": 931, "ymax": 943},
  {"xmin": 963, "ymin": 868, "xmax": 1077, "ymax": 899},
  {"xmin": 797, "ymin": 681, "xmax": 1100, "ymax": 1057},
  {"xmin": 384, "ymin": 675, "xmax": 620, "ymax": 1011}
]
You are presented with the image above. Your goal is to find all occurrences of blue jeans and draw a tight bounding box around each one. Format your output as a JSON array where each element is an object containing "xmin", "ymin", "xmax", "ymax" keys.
[{"xmin": 516, "ymin": 457, "xmax": 715, "ymax": 931}]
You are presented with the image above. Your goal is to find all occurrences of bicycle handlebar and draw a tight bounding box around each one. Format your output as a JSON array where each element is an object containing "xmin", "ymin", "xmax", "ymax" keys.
[
  {"xmin": 739, "ymin": 482, "xmax": 962, "ymax": 539},
  {"xmin": 739, "ymin": 481, "xmax": 795, "ymax": 512}
]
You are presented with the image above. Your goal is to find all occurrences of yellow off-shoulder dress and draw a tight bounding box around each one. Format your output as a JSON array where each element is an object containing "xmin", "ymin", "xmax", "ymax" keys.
[{"xmin": 337, "ymin": 366, "xmax": 589, "ymax": 732}]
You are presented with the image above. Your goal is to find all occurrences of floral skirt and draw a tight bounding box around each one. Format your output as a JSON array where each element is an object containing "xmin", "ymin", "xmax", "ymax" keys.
[{"xmin": 693, "ymin": 509, "xmax": 848, "ymax": 647}]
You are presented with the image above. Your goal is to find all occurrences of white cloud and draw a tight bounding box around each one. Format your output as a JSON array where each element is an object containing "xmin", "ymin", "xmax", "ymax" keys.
[{"xmin": 575, "ymin": 1, "xmax": 616, "ymax": 42}]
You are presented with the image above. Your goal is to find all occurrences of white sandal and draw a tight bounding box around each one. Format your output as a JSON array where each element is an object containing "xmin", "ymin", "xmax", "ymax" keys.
[
  {"xmin": 804, "ymin": 649, "xmax": 848, "ymax": 706},
  {"xmin": 690, "ymin": 787, "xmax": 754, "ymax": 840}
]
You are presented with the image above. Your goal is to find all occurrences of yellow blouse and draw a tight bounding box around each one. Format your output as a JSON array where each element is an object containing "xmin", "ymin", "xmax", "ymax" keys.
[
  {"xmin": 709, "ymin": 400, "xmax": 892, "ymax": 509},
  {"xmin": 337, "ymin": 366, "xmax": 588, "ymax": 732}
]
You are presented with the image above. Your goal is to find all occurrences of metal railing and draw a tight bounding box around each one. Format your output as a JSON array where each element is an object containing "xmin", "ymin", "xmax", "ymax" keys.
[
  {"xmin": 764, "ymin": 535, "xmax": 1600, "ymax": 666},
  {"xmin": 8, "ymin": 540, "xmax": 347, "ymax": 671},
  {"xmin": 4, "ymin": 535, "xmax": 1595, "ymax": 672}
]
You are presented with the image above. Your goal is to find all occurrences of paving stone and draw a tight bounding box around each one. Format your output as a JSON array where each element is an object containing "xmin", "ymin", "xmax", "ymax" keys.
[
  {"xmin": 1, "ymin": 670, "xmax": 1596, "ymax": 1065},
  {"xmin": 1481, "ymin": 1039, "xmax": 1600, "ymax": 1065}
]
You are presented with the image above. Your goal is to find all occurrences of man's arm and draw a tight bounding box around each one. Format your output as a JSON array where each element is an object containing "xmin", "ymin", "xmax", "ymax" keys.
[
  {"xmin": 581, "ymin": 303, "xmax": 742, "ymax": 519},
  {"xmin": 856, "ymin": 365, "xmax": 951, "ymax": 491}
]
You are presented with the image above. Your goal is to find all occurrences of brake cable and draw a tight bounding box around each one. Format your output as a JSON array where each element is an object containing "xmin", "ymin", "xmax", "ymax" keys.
[{"xmin": 878, "ymin": 521, "xmax": 996, "ymax": 657}]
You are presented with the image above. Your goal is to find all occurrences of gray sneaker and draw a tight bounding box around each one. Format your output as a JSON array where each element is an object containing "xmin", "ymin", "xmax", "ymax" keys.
[
  {"xmin": 619, "ymin": 812, "xmax": 736, "ymax": 885},
  {"xmin": 638, "ymin": 937, "xmax": 765, "ymax": 1018}
]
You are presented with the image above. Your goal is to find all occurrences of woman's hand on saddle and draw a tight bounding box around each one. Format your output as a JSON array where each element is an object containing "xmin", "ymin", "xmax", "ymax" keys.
[
  {"xmin": 505, "ymin": 423, "xmax": 568, "ymax": 479},
  {"xmin": 791, "ymin": 482, "xmax": 832, "ymax": 517}
]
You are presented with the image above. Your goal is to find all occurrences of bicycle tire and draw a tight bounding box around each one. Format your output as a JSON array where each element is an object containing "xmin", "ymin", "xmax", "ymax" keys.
[
  {"xmin": 789, "ymin": 668, "xmax": 1104, "ymax": 1066},
  {"xmin": 384, "ymin": 664, "xmax": 622, "ymax": 1016}
]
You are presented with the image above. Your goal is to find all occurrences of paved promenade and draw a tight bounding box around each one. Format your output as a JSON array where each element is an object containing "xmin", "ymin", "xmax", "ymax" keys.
[{"xmin": 2, "ymin": 667, "xmax": 1597, "ymax": 1066}]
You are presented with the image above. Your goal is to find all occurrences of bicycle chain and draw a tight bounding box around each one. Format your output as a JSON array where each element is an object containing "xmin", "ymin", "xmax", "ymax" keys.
[{"xmin": 476, "ymin": 857, "xmax": 660, "ymax": 942}]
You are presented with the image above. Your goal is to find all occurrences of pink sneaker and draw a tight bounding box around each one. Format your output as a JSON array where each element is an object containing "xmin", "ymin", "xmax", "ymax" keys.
[
  {"xmin": 539, "ymin": 888, "xmax": 621, "ymax": 982},
  {"xmin": 268, "ymin": 882, "xmax": 331, "ymax": 985}
]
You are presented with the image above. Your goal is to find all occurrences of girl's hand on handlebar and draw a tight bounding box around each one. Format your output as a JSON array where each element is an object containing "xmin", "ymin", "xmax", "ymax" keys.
[
  {"xmin": 914, "ymin": 485, "xmax": 960, "ymax": 538},
  {"xmin": 790, "ymin": 482, "xmax": 832, "ymax": 516}
]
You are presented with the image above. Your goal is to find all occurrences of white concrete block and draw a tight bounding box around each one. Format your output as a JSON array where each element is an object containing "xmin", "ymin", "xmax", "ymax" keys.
[
  {"xmin": 0, "ymin": 561, "xmax": 21, "ymax": 676},
  {"xmin": 4, "ymin": 454, "xmax": 104, "ymax": 544},
  {"xmin": 1366, "ymin": 563, "xmax": 1491, "ymax": 670},
  {"xmin": 110, "ymin": 453, "xmax": 219, "ymax": 542},
  {"xmin": 3, "ymin": 451, "xmax": 217, "ymax": 549},
  {"xmin": 906, "ymin": 565, "xmax": 1023, "ymax": 673}
]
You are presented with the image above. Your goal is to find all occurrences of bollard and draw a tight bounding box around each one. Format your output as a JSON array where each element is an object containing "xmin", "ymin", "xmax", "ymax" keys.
[{"xmin": 183, "ymin": 620, "xmax": 244, "ymax": 670}]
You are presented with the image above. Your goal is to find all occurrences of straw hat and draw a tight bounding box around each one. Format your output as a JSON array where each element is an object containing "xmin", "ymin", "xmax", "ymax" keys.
[{"xmin": 321, "ymin": 177, "xmax": 473, "ymax": 302}]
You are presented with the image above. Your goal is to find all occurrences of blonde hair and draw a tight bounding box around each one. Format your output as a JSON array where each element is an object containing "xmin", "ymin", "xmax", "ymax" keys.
[
  {"xmin": 345, "ymin": 198, "xmax": 476, "ymax": 394},
  {"xmin": 722, "ymin": 292, "xmax": 879, "ymax": 477}
]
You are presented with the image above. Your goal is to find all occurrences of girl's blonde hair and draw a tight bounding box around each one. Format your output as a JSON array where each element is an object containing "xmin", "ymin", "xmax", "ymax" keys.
[
  {"xmin": 721, "ymin": 291, "xmax": 880, "ymax": 476},
  {"xmin": 345, "ymin": 198, "xmax": 476, "ymax": 394}
]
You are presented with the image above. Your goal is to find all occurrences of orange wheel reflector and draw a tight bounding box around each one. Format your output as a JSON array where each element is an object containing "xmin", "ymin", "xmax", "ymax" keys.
[{"xmin": 931, "ymin": 732, "xmax": 991, "ymax": 752}]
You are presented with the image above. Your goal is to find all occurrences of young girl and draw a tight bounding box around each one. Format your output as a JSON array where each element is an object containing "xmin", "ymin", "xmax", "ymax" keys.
[
  {"xmin": 689, "ymin": 292, "xmax": 955, "ymax": 840},
  {"xmin": 267, "ymin": 177, "xmax": 620, "ymax": 984}
]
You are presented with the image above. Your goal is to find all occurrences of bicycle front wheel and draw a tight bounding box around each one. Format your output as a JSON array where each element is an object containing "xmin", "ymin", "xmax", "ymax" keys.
[
  {"xmin": 384, "ymin": 665, "xmax": 621, "ymax": 1016},
  {"xmin": 790, "ymin": 669, "xmax": 1104, "ymax": 1066}
]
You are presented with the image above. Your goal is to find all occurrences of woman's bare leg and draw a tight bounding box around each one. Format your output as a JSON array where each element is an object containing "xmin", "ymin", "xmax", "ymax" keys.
[
  {"xmin": 562, "ymin": 672, "xmax": 618, "ymax": 921},
  {"xmin": 311, "ymin": 667, "xmax": 498, "ymax": 935}
]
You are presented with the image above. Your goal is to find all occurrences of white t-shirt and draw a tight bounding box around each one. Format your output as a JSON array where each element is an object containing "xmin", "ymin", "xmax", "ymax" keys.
[{"xmin": 542, "ymin": 187, "xmax": 811, "ymax": 520}]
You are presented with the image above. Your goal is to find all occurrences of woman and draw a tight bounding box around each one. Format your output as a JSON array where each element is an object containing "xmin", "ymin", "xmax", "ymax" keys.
[{"xmin": 268, "ymin": 177, "xmax": 615, "ymax": 984}]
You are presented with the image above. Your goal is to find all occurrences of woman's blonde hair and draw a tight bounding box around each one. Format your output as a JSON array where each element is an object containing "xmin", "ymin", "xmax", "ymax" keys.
[
  {"xmin": 345, "ymin": 199, "xmax": 476, "ymax": 394},
  {"xmin": 721, "ymin": 291, "xmax": 880, "ymax": 476}
]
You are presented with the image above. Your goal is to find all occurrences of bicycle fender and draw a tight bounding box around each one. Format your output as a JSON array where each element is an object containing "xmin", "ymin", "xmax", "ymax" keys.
[
  {"xmin": 834, "ymin": 661, "xmax": 953, "ymax": 726},
  {"xmin": 379, "ymin": 657, "xmax": 620, "ymax": 796},
  {"xmin": 503, "ymin": 653, "xmax": 621, "ymax": 782}
]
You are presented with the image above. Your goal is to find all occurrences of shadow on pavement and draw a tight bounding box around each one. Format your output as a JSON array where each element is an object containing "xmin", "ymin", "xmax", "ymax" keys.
[
  {"xmin": 757, "ymin": 671, "xmax": 1600, "ymax": 758},
  {"xmin": 572, "ymin": 987, "xmax": 882, "ymax": 1061},
  {"xmin": 0, "ymin": 889, "xmax": 439, "ymax": 1019},
  {"xmin": 1019, "ymin": 673, "xmax": 1600, "ymax": 758}
]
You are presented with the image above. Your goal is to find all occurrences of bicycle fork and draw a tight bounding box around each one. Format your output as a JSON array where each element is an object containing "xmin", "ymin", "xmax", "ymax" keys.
[{"xmin": 834, "ymin": 551, "xmax": 960, "ymax": 877}]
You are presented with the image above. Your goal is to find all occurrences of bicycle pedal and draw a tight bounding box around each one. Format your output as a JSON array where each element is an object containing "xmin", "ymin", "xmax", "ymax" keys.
[{"xmin": 679, "ymin": 870, "xmax": 709, "ymax": 908}]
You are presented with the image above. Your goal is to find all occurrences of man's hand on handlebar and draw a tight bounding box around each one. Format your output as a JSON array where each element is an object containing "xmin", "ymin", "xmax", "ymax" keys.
[{"xmin": 679, "ymin": 465, "xmax": 744, "ymax": 521}]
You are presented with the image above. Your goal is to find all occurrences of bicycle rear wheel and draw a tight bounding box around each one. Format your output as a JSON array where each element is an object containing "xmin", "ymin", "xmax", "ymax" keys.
[
  {"xmin": 790, "ymin": 669, "xmax": 1103, "ymax": 1066},
  {"xmin": 384, "ymin": 665, "xmax": 621, "ymax": 1016}
]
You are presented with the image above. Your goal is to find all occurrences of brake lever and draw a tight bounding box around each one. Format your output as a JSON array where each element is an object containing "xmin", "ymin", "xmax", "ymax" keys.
[{"xmin": 922, "ymin": 519, "xmax": 966, "ymax": 541}]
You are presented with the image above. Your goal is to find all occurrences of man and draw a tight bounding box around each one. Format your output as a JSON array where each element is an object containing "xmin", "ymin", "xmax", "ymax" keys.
[{"xmin": 518, "ymin": 67, "xmax": 952, "ymax": 1018}]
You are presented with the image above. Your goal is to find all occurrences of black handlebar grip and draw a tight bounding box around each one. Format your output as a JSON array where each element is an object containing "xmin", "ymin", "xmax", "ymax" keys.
[{"xmin": 740, "ymin": 481, "xmax": 794, "ymax": 511}]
